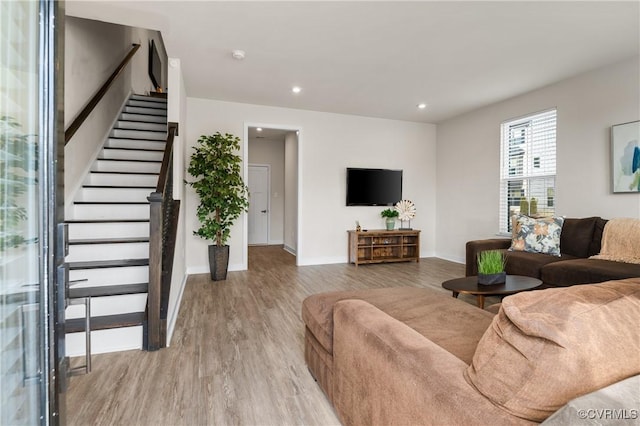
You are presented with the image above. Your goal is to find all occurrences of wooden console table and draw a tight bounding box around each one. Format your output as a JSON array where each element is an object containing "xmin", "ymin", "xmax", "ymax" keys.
[{"xmin": 348, "ymin": 229, "xmax": 420, "ymax": 266}]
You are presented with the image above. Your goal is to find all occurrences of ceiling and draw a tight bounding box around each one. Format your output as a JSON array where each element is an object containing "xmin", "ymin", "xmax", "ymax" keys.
[
  {"xmin": 67, "ymin": 1, "xmax": 640, "ymax": 124},
  {"xmin": 247, "ymin": 127, "xmax": 292, "ymax": 141}
]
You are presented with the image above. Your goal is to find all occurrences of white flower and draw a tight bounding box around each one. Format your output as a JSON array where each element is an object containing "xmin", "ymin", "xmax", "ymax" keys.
[{"xmin": 395, "ymin": 200, "xmax": 416, "ymax": 221}]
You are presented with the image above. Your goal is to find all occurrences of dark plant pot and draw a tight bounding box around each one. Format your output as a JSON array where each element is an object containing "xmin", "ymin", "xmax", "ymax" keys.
[
  {"xmin": 208, "ymin": 245, "xmax": 229, "ymax": 281},
  {"xmin": 478, "ymin": 271, "xmax": 506, "ymax": 286}
]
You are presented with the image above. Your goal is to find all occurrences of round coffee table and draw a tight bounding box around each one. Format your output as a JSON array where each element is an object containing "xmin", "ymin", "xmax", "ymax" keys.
[{"xmin": 442, "ymin": 275, "xmax": 542, "ymax": 309}]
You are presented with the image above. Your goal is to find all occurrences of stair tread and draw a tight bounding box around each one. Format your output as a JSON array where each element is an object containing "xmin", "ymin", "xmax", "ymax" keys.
[
  {"xmin": 68, "ymin": 283, "xmax": 148, "ymax": 299},
  {"xmin": 108, "ymin": 136, "xmax": 167, "ymax": 142},
  {"xmin": 74, "ymin": 201, "xmax": 150, "ymax": 205},
  {"xmin": 66, "ymin": 312, "xmax": 145, "ymax": 333},
  {"xmin": 66, "ymin": 219, "xmax": 149, "ymax": 223},
  {"xmin": 114, "ymin": 127, "xmax": 167, "ymax": 134},
  {"xmin": 68, "ymin": 259, "xmax": 149, "ymax": 270},
  {"xmin": 103, "ymin": 146, "xmax": 165, "ymax": 152},
  {"xmin": 83, "ymin": 184, "xmax": 156, "ymax": 189},
  {"xmin": 96, "ymin": 158, "xmax": 161, "ymax": 163},
  {"xmin": 117, "ymin": 118, "xmax": 167, "ymax": 124},
  {"xmin": 90, "ymin": 171, "xmax": 159, "ymax": 175},
  {"xmin": 69, "ymin": 237, "xmax": 150, "ymax": 245}
]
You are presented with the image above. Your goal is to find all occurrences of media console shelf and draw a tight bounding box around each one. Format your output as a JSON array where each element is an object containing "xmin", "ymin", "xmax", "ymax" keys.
[{"xmin": 348, "ymin": 229, "xmax": 420, "ymax": 266}]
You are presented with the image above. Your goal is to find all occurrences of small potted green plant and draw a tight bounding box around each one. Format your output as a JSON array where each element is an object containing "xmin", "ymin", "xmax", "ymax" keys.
[
  {"xmin": 477, "ymin": 250, "xmax": 506, "ymax": 285},
  {"xmin": 187, "ymin": 132, "xmax": 249, "ymax": 281},
  {"xmin": 380, "ymin": 208, "xmax": 399, "ymax": 230}
]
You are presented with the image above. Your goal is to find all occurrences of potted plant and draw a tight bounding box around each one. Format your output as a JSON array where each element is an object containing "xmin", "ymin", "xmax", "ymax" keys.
[
  {"xmin": 477, "ymin": 250, "xmax": 506, "ymax": 285},
  {"xmin": 187, "ymin": 132, "xmax": 249, "ymax": 281},
  {"xmin": 380, "ymin": 208, "xmax": 399, "ymax": 230}
]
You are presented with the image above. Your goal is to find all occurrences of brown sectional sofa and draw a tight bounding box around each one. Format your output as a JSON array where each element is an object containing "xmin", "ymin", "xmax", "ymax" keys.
[
  {"xmin": 302, "ymin": 279, "xmax": 640, "ymax": 425},
  {"xmin": 465, "ymin": 217, "xmax": 640, "ymax": 287}
]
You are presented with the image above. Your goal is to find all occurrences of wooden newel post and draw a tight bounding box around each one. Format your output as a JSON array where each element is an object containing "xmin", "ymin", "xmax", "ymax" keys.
[{"xmin": 147, "ymin": 191, "xmax": 163, "ymax": 351}]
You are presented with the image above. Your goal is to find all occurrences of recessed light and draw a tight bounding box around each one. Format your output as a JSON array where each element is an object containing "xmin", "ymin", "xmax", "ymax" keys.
[
  {"xmin": 417, "ymin": 103, "xmax": 427, "ymax": 109},
  {"xmin": 256, "ymin": 127, "xmax": 262, "ymax": 132},
  {"xmin": 231, "ymin": 50, "xmax": 245, "ymax": 60},
  {"xmin": 292, "ymin": 86, "xmax": 302, "ymax": 94}
]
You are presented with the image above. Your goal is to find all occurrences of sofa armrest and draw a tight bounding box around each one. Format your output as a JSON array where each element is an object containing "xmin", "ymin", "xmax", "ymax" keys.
[
  {"xmin": 332, "ymin": 300, "xmax": 533, "ymax": 426},
  {"xmin": 465, "ymin": 238, "xmax": 511, "ymax": 276}
]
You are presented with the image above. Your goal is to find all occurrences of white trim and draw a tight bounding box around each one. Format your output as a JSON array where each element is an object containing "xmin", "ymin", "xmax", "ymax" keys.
[
  {"xmin": 165, "ymin": 272, "xmax": 188, "ymax": 347},
  {"xmin": 268, "ymin": 239, "xmax": 284, "ymax": 245},
  {"xmin": 248, "ymin": 163, "xmax": 271, "ymax": 245},
  {"xmin": 243, "ymin": 122, "xmax": 303, "ymax": 269},
  {"xmin": 283, "ymin": 244, "xmax": 297, "ymax": 256},
  {"xmin": 296, "ymin": 256, "xmax": 346, "ymax": 266}
]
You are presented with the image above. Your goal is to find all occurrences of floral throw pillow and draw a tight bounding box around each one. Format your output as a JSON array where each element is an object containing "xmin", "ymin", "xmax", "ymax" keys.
[{"xmin": 510, "ymin": 215, "xmax": 564, "ymax": 256}]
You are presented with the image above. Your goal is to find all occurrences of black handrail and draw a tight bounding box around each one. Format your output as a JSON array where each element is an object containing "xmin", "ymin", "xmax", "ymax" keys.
[{"xmin": 64, "ymin": 43, "xmax": 140, "ymax": 144}]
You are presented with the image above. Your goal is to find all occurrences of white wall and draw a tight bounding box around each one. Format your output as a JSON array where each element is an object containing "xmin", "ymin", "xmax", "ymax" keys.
[
  {"xmin": 284, "ymin": 132, "xmax": 299, "ymax": 253},
  {"xmin": 186, "ymin": 98, "xmax": 437, "ymax": 272},
  {"xmin": 248, "ymin": 138, "xmax": 285, "ymax": 244},
  {"xmin": 165, "ymin": 57, "xmax": 188, "ymax": 345},
  {"xmin": 436, "ymin": 57, "xmax": 640, "ymax": 263},
  {"xmin": 64, "ymin": 17, "xmax": 129, "ymax": 208}
]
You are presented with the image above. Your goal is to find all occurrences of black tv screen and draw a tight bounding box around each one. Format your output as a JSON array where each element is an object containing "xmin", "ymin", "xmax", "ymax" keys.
[
  {"xmin": 346, "ymin": 168, "xmax": 402, "ymax": 206},
  {"xmin": 148, "ymin": 39, "xmax": 162, "ymax": 90}
]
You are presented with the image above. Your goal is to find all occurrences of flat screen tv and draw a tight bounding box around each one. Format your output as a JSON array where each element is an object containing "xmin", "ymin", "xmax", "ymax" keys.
[
  {"xmin": 148, "ymin": 39, "xmax": 162, "ymax": 90},
  {"xmin": 346, "ymin": 168, "xmax": 402, "ymax": 206}
]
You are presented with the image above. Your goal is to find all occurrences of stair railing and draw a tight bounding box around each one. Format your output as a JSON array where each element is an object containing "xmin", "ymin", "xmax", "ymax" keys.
[
  {"xmin": 64, "ymin": 43, "xmax": 141, "ymax": 144},
  {"xmin": 146, "ymin": 122, "xmax": 180, "ymax": 351}
]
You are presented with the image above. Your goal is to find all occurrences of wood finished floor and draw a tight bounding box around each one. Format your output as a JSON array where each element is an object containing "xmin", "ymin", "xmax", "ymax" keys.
[{"xmin": 67, "ymin": 247, "xmax": 486, "ymax": 426}]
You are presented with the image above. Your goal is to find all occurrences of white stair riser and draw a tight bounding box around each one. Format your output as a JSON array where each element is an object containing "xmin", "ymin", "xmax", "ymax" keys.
[
  {"xmin": 77, "ymin": 187, "xmax": 153, "ymax": 202},
  {"xmin": 106, "ymin": 138, "xmax": 165, "ymax": 151},
  {"xmin": 127, "ymin": 99, "xmax": 167, "ymax": 110},
  {"xmin": 66, "ymin": 294, "xmax": 147, "ymax": 318},
  {"xmin": 69, "ymin": 265, "xmax": 149, "ymax": 286},
  {"xmin": 66, "ymin": 327, "xmax": 142, "ymax": 357},
  {"xmin": 124, "ymin": 106, "xmax": 166, "ymax": 116},
  {"xmin": 101, "ymin": 148, "xmax": 164, "ymax": 162},
  {"xmin": 111, "ymin": 128, "xmax": 166, "ymax": 141},
  {"xmin": 85, "ymin": 172, "xmax": 158, "ymax": 187},
  {"xmin": 130, "ymin": 94, "xmax": 167, "ymax": 102},
  {"xmin": 68, "ymin": 221, "xmax": 149, "ymax": 240},
  {"xmin": 116, "ymin": 120, "xmax": 166, "ymax": 132},
  {"xmin": 119, "ymin": 113, "xmax": 166, "ymax": 124},
  {"xmin": 93, "ymin": 160, "xmax": 161, "ymax": 173},
  {"xmin": 72, "ymin": 204, "xmax": 150, "ymax": 220},
  {"xmin": 66, "ymin": 242, "xmax": 149, "ymax": 262}
]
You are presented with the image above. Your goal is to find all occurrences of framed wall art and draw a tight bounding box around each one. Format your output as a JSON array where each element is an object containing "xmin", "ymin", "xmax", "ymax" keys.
[{"xmin": 611, "ymin": 120, "xmax": 640, "ymax": 193}]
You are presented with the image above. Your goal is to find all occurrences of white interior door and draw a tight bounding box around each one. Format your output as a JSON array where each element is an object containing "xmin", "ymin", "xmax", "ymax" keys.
[{"xmin": 248, "ymin": 165, "xmax": 269, "ymax": 245}]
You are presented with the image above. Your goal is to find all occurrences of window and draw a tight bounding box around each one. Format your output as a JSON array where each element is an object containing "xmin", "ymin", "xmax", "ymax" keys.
[{"xmin": 500, "ymin": 109, "xmax": 557, "ymax": 233}]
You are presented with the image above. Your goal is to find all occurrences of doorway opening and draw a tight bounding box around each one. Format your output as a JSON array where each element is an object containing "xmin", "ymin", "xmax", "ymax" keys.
[{"xmin": 244, "ymin": 125, "xmax": 300, "ymax": 268}]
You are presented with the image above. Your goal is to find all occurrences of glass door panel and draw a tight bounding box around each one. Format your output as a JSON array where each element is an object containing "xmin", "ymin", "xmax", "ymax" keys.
[{"xmin": 1, "ymin": 1, "xmax": 61, "ymax": 424}]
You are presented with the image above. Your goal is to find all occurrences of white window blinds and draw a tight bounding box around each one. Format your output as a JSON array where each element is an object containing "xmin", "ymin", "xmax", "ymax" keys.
[{"xmin": 499, "ymin": 109, "xmax": 557, "ymax": 233}]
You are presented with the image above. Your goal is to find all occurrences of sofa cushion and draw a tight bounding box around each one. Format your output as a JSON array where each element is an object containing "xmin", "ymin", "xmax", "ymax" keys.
[
  {"xmin": 504, "ymin": 250, "xmax": 576, "ymax": 278},
  {"xmin": 589, "ymin": 218, "xmax": 608, "ymax": 257},
  {"xmin": 510, "ymin": 215, "xmax": 564, "ymax": 256},
  {"xmin": 559, "ymin": 217, "xmax": 598, "ymax": 258},
  {"xmin": 541, "ymin": 375, "xmax": 640, "ymax": 425},
  {"xmin": 541, "ymin": 258, "xmax": 640, "ymax": 287},
  {"xmin": 302, "ymin": 287, "xmax": 494, "ymax": 364},
  {"xmin": 464, "ymin": 279, "xmax": 640, "ymax": 422}
]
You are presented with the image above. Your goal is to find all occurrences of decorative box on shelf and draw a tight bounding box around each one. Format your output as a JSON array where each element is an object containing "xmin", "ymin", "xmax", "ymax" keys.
[{"xmin": 348, "ymin": 229, "xmax": 420, "ymax": 266}]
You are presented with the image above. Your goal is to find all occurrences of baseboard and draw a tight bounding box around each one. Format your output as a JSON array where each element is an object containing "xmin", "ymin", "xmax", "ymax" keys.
[
  {"xmin": 186, "ymin": 262, "xmax": 245, "ymax": 275},
  {"xmin": 283, "ymin": 244, "xmax": 296, "ymax": 255},
  {"xmin": 268, "ymin": 239, "xmax": 284, "ymax": 245},
  {"xmin": 434, "ymin": 254, "xmax": 465, "ymax": 264},
  {"xmin": 166, "ymin": 272, "xmax": 188, "ymax": 347},
  {"xmin": 296, "ymin": 256, "xmax": 346, "ymax": 266}
]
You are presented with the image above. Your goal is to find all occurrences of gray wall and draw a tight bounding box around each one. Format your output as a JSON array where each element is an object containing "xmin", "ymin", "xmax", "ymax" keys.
[
  {"xmin": 64, "ymin": 16, "xmax": 167, "ymax": 212},
  {"xmin": 436, "ymin": 57, "xmax": 640, "ymax": 262}
]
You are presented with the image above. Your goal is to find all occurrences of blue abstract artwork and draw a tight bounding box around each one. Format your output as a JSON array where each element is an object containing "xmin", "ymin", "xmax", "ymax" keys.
[{"xmin": 612, "ymin": 121, "xmax": 640, "ymax": 193}]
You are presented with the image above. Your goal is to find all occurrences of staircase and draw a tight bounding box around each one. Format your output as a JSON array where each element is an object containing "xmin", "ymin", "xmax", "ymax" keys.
[{"xmin": 65, "ymin": 94, "xmax": 167, "ymax": 357}]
